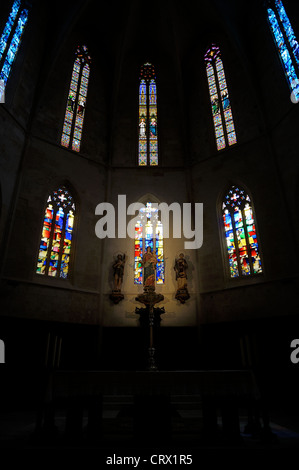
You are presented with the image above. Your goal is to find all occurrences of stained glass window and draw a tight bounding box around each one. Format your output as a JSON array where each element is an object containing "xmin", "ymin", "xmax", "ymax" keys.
[
  {"xmin": 61, "ymin": 45, "xmax": 91, "ymax": 152},
  {"xmin": 204, "ymin": 45, "xmax": 237, "ymax": 151},
  {"xmin": 267, "ymin": 0, "xmax": 299, "ymax": 100},
  {"xmin": 36, "ymin": 186, "xmax": 75, "ymax": 279},
  {"xmin": 134, "ymin": 203, "xmax": 164, "ymax": 284},
  {"xmin": 138, "ymin": 63, "xmax": 158, "ymax": 166},
  {"xmin": 0, "ymin": 0, "xmax": 29, "ymax": 85},
  {"xmin": 222, "ymin": 185, "xmax": 263, "ymax": 278}
]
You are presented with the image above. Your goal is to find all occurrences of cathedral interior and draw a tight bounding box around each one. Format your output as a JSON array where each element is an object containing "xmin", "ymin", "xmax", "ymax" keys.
[{"xmin": 1, "ymin": 0, "xmax": 299, "ymax": 459}]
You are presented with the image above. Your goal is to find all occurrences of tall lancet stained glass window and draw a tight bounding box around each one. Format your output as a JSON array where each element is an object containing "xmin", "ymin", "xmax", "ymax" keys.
[
  {"xmin": 134, "ymin": 203, "xmax": 164, "ymax": 284},
  {"xmin": 61, "ymin": 45, "xmax": 91, "ymax": 152},
  {"xmin": 138, "ymin": 63, "xmax": 158, "ymax": 165},
  {"xmin": 205, "ymin": 45, "xmax": 237, "ymax": 151},
  {"xmin": 36, "ymin": 187, "xmax": 76, "ymax": 279},
  {"xmin": 0, "ymin": 0, "xmax": 29, "ymax": 86},
  {"xmin": 222, "ymin": 185, "xmax": 263, "ymax": 278},
  {"xmin": 267, "ymin": 0, "xmax": 299, "ymax": 100}
]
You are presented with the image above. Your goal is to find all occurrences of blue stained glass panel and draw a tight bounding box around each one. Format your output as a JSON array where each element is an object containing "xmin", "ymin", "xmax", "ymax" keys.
[
  {"xmin": 218, "ymin": 79, "xmax": 226, "ymax": 91},
  {"xmin": 0, "ymin": 0, "xmax": 21, "ymax": 62},
  {"xmin": 217, "ymin": 70, "xmax": 225, "ymax": 81},
  {"xmin": 150, "ymin": 153, "xmax": 158, "ymax": 166},
  {"xmin": 268, "ymin": 7, "xmax": 299, "ymax": 98},
  {"xmin": 60, "ymin": 210, "xmax": 74, "ymax": 278},
  {"xmin": 224, "ymin": 109, "xmax": 232, "ymax": 121},
  {"xmin": 139, "ymin": 80, "xmax": 146, "ymax": 105},
  {"xmin": 227, "ymin": 131, "xmax": 237, "ymax": 146},
  {"xmin": 0, "ymin": 8, "xmax": 28, "ymax": 84},
  {"xmin": 205, "ymin": 46, "xmax": 236, "ymax": 150},
  {"xmin": 61, "ymin": 46, "xmax": 91, "ymax": 152},
  {"xmin": 223, "ymin": 210, "xmax": 239, "ymax": 277},
  {"xmin": 155, "ymin": 222, "xmax": 164, "ymax": 284},
  {"xmin": 149, "ymin": 80, "xmax": 157, "ymax": 104},
  {"xmin": 134, "ymin": 223, "xmax": 143, "ymax": 284},
  {"xmin": 214, "ymin": 115, "xmax": 222, "ymax": 125},
  {"xmin": 207, "ymin": 74, "xmax": 215, "ymax": 86},
  {"xmin": 217, "ymin": 136, "xmax": 226, "ymax": 150},
  {"xmin": 138, "ymin": 64, "xmax": 159, "ymax": 166},
  {"xmin": 37, "ymin": 187, "xmax": 75, "ymax": 278},
  {"xmin": 61, "ymin": 134, "xmax": 70, "ymax": 147},
  {"xmin": 222, "ymin": 186, "xmax": 262, "ymax": 278},
  {"xmin": 134, "ymin": 203, "xmax": 164, "ymax": 284},
  {"xmin": 275, "ymin": 0, "xmax": 299, "ymax": 67},
  {"xmin": 215, "ymin": 126, "xmax": 224, "ymax": 138},
  {"xmin": 63, "ymin": 123, "xmax": 71, "ymax": 135},
  {"xmin": 226, "ymin": 122, "xmax": 235, "ymax": 133},
  {"xmin": 210, "ymin": 84, "xmax": 217, "ymax": 95}
]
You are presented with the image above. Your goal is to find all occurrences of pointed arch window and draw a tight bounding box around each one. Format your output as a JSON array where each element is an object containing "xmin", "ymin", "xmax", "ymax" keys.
[
  {"xmin": 0, "ymin": 0, "xmax": 29, "ymax": 86},
  {"xmin": 36, "ymin": 186, "xmax": 76, "ymax": 279},
  {"xmin": 138, "ymin": 63, "xmax": 158, "ymax": 166},
  {"xmin": 134, "ymin": 203, "xmax": 164, "ymax": 284},
  {"xmin": 222, "ymin": 185, "xmax": 263, "ymax": 278},
  {"xmin": 205, "ymin": 45, "xmax": 237, "ymax": 151},
  {"xmin": 267, "ymin": 0, "xmax": 299, "ymax": 100},
  {"xmin": 61, "ymin": 45, "xmax": 91, "ymax": 152}
]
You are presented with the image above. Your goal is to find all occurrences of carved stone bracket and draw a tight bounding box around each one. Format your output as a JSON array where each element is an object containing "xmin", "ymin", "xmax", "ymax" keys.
[
  {"xmin": 175, "ymin": 288, "xmax": 190, "ymax": 304},
  {"xmin": 109, "ymin": 289, "xmax": 124, "ymax": 304}
]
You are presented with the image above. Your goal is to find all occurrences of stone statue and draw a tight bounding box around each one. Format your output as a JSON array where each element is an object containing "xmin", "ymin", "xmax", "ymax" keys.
[
  {"xmin": 174, "ymin": 253, "xmax": 190, "ymax": 303},
  {"xmin": 113, "ymin": 254, "xmax": 126, "ymax": 291},
  {"xmin": 174, "ymin": 253, "xmax": 188, "ymax": 289},
  {"xmin": 110, "ymin": 254, "xmax": 126, "ymax": 304},
  {"xmin": 141, "ymin": 246, "xmax": 157, "ymax": 289}
]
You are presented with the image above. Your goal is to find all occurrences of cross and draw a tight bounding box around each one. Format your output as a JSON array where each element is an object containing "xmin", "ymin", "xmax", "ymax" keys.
[
  {"xmin": 58, "ymin": 193, "xmax": 67, "ymax": 203},
  {"xmin": 231, "ymin": 192, "xmax": 239, "ymax": 202}
]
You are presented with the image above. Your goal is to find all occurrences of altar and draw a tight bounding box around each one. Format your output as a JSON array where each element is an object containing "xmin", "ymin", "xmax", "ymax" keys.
[{"xmin": 37, "ymin": 369, "xmax": 262, "ymax": 445}]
